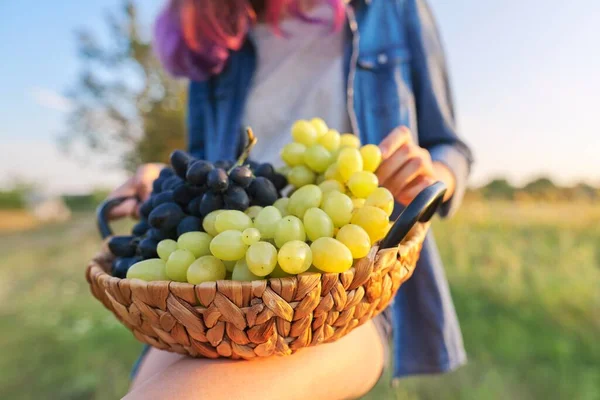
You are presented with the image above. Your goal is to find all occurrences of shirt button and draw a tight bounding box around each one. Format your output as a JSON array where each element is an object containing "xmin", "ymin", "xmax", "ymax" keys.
[{"xmin": 378, "ymin": 53, "xmax": 388, "ymax": 65}]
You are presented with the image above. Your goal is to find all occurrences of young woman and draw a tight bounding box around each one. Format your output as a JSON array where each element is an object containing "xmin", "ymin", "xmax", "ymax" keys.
[{"xmin": 112, "ymin": 1, "xmax": 474, "ymax": 398}]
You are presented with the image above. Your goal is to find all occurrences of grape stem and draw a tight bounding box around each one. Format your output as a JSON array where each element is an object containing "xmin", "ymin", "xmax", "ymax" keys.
[{"xmin": 229, "ymin": 127, "xmax": 257, "ymax": 173}]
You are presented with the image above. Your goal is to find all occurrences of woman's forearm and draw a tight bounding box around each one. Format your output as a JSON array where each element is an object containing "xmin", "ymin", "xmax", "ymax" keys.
[{"xmin": 125, "ymin": 321, "xmax": 385, "ymax": 400}]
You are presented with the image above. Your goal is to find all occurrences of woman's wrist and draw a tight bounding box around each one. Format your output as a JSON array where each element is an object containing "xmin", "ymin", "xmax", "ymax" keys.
[{"xmin": 432, "ymin": 161, "xmax": 456, "ymax": 202}]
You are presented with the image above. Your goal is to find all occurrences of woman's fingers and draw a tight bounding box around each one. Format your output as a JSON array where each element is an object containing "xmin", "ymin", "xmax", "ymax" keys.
[
  {"xmin": 406, "ymin": 177, "xmax": 435, "ymax": 201},
  {"xmin": 376, "ymin": 143, "xmax": 418, "ymax": 184},
  {"xmin": 108, "ymin": 198, "xmax": 139, "ymax": 221},
  {"xmin": 383, "ymin": 157, "xmax": 425, "ymax": 193},
  {"xmin": 109, "ymin": 176, "xmax": 137, "ymax": 199},
  {"xmin": 136, "ymin": 163, "xmax": 164, "ymax": 201},
  {"xmin": 378, "ymin": 126, "xmax": 412, "ymax": 160},
  {"xmin": 377, "ymin": 126, "xmax": 438, "ymax": 205},
  {"xmin": 105, "ymin": 164, "xmax": 163, "ymax": 220},
  {"xmin": 393, "ymin": 176, "xmax": 436, "ymax": 205}
]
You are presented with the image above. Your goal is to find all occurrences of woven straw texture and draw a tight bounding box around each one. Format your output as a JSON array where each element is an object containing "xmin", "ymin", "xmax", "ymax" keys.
[{"xmin": 86, "ymin": 223, "xmax": 428, "ymax": 359}]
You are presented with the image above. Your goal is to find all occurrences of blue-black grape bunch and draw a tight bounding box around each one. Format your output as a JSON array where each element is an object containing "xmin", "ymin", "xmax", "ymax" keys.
[{"xmin": 109, "ymin": 149, "xmax": 287, "ymax": 278}]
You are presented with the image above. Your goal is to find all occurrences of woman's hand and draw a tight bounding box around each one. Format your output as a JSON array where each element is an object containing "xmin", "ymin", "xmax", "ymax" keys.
[
  {"xmin": 107, "ymin": 163, "xmax": 164, "ymax": 220},
  {"xmin": 377, "ymin": 127, "xmax": 455, "ymax": 205}
]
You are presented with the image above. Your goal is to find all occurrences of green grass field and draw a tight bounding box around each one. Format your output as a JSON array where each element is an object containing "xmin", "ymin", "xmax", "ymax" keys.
[{"xmin": 1, "ymin": 202, "xmax": 599, "ymax": 399}]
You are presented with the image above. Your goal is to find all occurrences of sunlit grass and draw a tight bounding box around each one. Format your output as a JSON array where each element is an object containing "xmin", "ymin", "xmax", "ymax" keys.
[
  {"xmin": 0, "ymin": 203, "xmax": 599, "ymax": 399},
  {"xmin": 367, "ymin": 201, "xmax": 600, "ymax": 400}
]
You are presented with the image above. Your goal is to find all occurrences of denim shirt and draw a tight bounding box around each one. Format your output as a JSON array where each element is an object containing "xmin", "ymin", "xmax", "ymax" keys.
[{"xmin": 185, "ymin": 0, "xmax": 473, "ymax": 379}]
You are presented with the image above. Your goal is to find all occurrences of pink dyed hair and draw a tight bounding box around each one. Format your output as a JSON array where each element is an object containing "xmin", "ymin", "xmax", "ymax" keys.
[{"xmin": 153, "ymin": 0, "xmax": 346, "ymax": 81}]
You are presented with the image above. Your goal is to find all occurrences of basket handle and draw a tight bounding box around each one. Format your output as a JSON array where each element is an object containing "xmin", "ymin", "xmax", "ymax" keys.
[
  {"xmin": 379, "ymin": 181, "xmax": 447, "ymax": 249},
  {"xmin": 96, "ymin": 196, "xmax": 139, "ymax": 239}
]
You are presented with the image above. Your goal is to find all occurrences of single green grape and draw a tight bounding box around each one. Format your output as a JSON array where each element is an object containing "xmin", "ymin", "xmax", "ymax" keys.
[
  {"xmin": 177, "ymin": 231, "xmax": 213, "ymax": 258},
  {"xmin": 166, "ymin": 249, "xmax": 196, "ymax": 282},
  {"xmin": 244, "ymin": 205, "xmax": 263, "ymax": 220},
  {"xmin": 291, "ymin": 120, "xmax": 318, "ymax": 146},
  {"xmin": 303, "ymin": 207, "xmax": 334, "ymax": 241},
  {"xmin": 303, "ymin": 144, "xmax": 333, "ymax": 173},
  {"xmin": 246, "ymin": 241, "xmax": 278, "ymax": 276},
  {"xmin": 187, "ymin": 256, "xmax": 226, "ymax": 284},
  {"xmin": 318, "ymin": 129, "xmax": 341, "ymax": 152},
  {"xmin": 287, "ymin": 184, "xmax": 323, "ymax": 218},
  {"xmin": 337, "ymin": 147, "xmax": 363, "ymax": 182},
  {"xmin": 215, "ymin": 210, "xmax": 253, "ymax": 233},
  {"xmin": 310, "ymin": 117, "xmax": 329, "ymax": 137},
  {"xmin": 318, "ymin": 179, "xmax": 345, "ymax": 194},
  {"xmin": 287, "ymin": 165, "xmax": 316, "ymax": 188},
  {"xmin": 347, "ymin": 171, "xmax": 379, "ymax": 198},
  {"xmin": 351, "ymin": 206, "xmax": 389, "ymax": 244},
  {"xmin": 223, "ymin": 260, "xmax": 236, "ymax": 273},
  {"xmin": 365, "ymin": 187, "xmax": 394, "ymax": 216},
  {"xmin": 127, "ymin": 259, "xmax": 168, "ymax": 281},
  {"xmin": 336, "ymin": 224, "xmax": 371, "ymax": 259},
  {"xmin": 310, "ymin": 237, "xmax": 353, "ymax": 273},
  {"xmin": 242, "ymin": 227, "xmax": 261, "ymax": 245},
  {"xmin": 274, "ymin": 215, "xmax": 306, "ymax": 248},
  {"xmin": 273, "ymin": 198, "xmax": 290, "ymax": 216},
  {"xmin": 254, "ymin": 206, "xmax": 282, "ymax": 239},
  {"xmin": 281, "ymin": 142, "xmax": 307, "ymax": 167},
  {"xmin": 157, "ymin": 239, "xmax": 178, "ymax": 261},
  {"xmin": 209, "ymin": 230, "xmax": 248, "ymax": 261},
  {"xmin": 360, "ymin": 144, "xmax": 382, "ymax": 172},
  {"xmin": 339, "ymin": 133, "xmax": 361, "ymax": 149},
  {"xmin": 231, "ymin": 259, "xmax": 262, "ymax": 282},
  {"xmin": 202, "ymin": 210, "xmax": 224, "ymax": 236},
  {"xmin": 278, "ymin": 240, "xmax": 312, "ymax": 274},
  {"xmin": 321, "ymin": 191, "xmax": 353, "ymax": 227}
]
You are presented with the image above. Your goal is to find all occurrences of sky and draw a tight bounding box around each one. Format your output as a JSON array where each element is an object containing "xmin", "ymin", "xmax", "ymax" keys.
[{"xmin": 0, "ymin": 0, "xmax": 598, "ymax": 194}]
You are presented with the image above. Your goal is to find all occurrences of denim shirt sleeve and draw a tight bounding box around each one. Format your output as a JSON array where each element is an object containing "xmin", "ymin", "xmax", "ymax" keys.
[{"xmin": 405, "ymin": 0, "xmax": 474, "ymax": 218}]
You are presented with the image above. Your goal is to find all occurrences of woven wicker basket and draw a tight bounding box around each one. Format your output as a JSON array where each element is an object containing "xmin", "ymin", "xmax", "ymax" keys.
[
  {"xmin": 86, "ymin": 223, "xmax": 427, "ymax": 359},
  {"xmin": 87, "ymin": 181, "xmax": 445, "ymax": 359}
]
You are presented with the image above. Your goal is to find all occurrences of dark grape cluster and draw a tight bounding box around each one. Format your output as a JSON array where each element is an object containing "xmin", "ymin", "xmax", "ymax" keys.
[{"xmin": 109, "ymin": 150, "xmax": 287, "ymax": 278}]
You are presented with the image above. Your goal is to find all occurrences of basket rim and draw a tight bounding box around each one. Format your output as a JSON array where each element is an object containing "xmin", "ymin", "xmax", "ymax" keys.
[{"xmin": 88, "ymin": 222, "xmax": 429, "ymax": 289}]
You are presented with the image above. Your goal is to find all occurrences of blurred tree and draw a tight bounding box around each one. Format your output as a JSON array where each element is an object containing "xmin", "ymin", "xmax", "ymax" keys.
[
  {"xmin": 468, "ymin": 178, "xmax": 599, "ymax": 203},
  {"xmin": 566, "ymin": 182, "xmax": 597, "ymax": 202},
  {"xmin": 0, "ymin": 189, "xmax": 27, "ymax": 210},
  {"xmin": 0, "ymin": 180, "xmax": 38, "ymax": 210},
  {"xmin": 522, "ymin": 177, "xmax": 558, "ymax": 201},
  {"xmin": 62, "ymin": 188, "xmax": 113, "ymax": 211},
  {"xmin": 522, "ymin": 177, "xmax": 556, "ymax": 193},
  {"xmin": 480, "ymin": 178, "xmax": 515, "ymax": 200},
  {"xmin": 60, "ymin": 1, "xmax": 186, "ymax": 172}
]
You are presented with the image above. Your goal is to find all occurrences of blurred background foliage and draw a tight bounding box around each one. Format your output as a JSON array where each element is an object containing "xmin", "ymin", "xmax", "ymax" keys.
[{"xmin": 59, "ymin": 1, "xmax": 186, "ymax": 172}]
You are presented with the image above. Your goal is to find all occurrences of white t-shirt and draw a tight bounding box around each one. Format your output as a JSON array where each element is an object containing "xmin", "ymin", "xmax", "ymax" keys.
[{"xmin": 243, "ymin": 4, "xmax": 351, "ymax": 168}]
